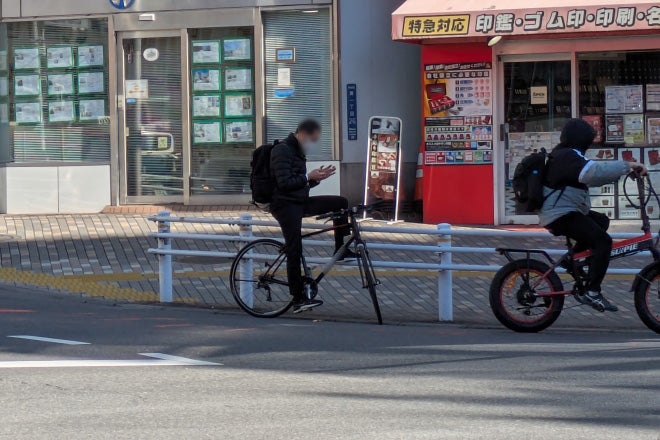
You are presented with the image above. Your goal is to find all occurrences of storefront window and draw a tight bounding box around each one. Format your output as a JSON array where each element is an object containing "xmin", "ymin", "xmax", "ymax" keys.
[
  {"xmin": 188, "ymin": 27, "xmax": 254, "ymax": 196},
  {"xmin": 578, "ymin": 51, "xmax": 660, "ymax": 219},
  {"xmin": 1, "ymin": 19, "xmax": 110, "ymax": 163},
  {"xmin": 263, "ymin": 9, "xmax": 334, "ymax": 161}
]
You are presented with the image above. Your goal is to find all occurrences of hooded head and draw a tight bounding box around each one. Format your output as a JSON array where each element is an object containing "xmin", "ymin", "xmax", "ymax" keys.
[{"xmin": 559, "ymin": 118, "xmax": 596, "ymax": 153}]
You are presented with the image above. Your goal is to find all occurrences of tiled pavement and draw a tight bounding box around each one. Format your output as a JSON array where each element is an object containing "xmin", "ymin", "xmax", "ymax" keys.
[{"xmin": 0, "ymin": 210, "xmax": 657, "ymax": 332}]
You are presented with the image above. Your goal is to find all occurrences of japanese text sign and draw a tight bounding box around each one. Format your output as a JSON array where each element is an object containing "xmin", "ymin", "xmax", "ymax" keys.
[{"xmin": 397, "ymin": 4, "xmax": 660, "ymax": 39}]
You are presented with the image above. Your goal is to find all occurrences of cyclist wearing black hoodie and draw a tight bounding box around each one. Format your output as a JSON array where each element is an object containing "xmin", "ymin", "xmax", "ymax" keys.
[{"xmin": 540, "ymin": 119, "xmax": 647, "ymax": 312}]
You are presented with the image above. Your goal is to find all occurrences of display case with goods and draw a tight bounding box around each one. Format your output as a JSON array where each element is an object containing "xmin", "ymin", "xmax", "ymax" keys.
[{"xmin": 578, "ymin": 50, "xmax": 660, "ymax": 220}]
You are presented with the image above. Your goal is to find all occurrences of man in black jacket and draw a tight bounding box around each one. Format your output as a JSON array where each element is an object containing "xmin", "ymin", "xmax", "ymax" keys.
[{"xmin": 270, "ymin": 119, "xmax": 356, "ymax": 313}]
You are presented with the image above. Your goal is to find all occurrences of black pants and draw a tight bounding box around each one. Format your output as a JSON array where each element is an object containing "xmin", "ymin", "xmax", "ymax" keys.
[
  {"xmin": 271, "ymin": 196, "xmax": 350, "ymax": 300},
  {"xmin": 546, "ymin": 210, "xmax": 612, "ymax": 292}
]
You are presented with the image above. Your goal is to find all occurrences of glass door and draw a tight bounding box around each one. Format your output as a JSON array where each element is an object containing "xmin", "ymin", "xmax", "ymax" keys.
[
  {"xmin": 118, "ymin": 32, "xmax": 185, "ymax": 203},
  {"xmin": 500, "ymin": 57, "xmax": 573, "ymax": 224}
]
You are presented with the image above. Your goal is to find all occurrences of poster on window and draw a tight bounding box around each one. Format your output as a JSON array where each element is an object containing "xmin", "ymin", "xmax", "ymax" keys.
[
  {"xmin": 223, "ymin": 38, "xmax": 251, "ymax": 61},
  {"xmin": 78, "ymin": 45, "xmax": 104, "ymax": 68},
  {"xmin": 192, "ymin": 41, "xmax": 220, "ymax": 64},
  {"xmin": 648, "ymin": 117, "xmax": 660, "ymax": 145},
  {"xmin": 605, "ymin": 85, "xmax": 643, "ymax": 114},
  {"xmin": 624, "ymin": 114, "xmax": 645, "ymax": 145},
  {"xmin": 47, "ymin": 73, "xmax": 74, "ymax": 95},
  {"xmin": 582, "ymin": 115, "xmax": 603, "ymax": 144},
  {"xmin": 15, "ymin": 74, "xmax": 41, "ymax": 96},
  {"xmin": 363, "ymin": 116, "xmax": 403, "ymax": 219},
  {"xmin": 646, "ymin": 84, "xmax": 660, "ymax": 112},
  {"xmin": 192, "ymin": 69, "xmax": 220, "ymax": 92},
  {"xmin": 224, "ymin": 120, "xmax": 254, "ymax": 143},
  {"xmin": 15, "ymin": 102, "xmax": 42, "ymax": 123},
  {"xmin": 225, "ymin": 68, "xmax": 252, "ymax": 91},
  {"xmin": 14, "ymin": 48, "xmax": 40, "ymax": 70},
  {"xmin": 46, "ymin": 46, "xmax": 73, "ymax": 69},
  {"xmin": 79, "ymin": 71, "xmax": 105, "ymax": 94},
  {"xmin": 0, "ymin": 103, "xmax": 8, "ymax": 123},
  {"xmin": 193, "ymin": 121, "xmax": 222, "ymax": 144},
  {"xmin": 0, "ymin": 77, "xmax": 7, "ymax": 97},
  {"xmin": 79, "ymin": 99, "xmax": 106, "ymax": 121},
  {"xmin": 48, "ymin": 101, "xmax": 75, "ymax": 123},
  {"xmin": 605, "ymin": 114, "xmax": 625, "ymax": 143},
  {"xmin": 224, "ymin": 94, "xmax": 253, "ymax": 117},
  {"xmin": 192, "ymin": 95, "xmax": 221, "ymax": 117}
]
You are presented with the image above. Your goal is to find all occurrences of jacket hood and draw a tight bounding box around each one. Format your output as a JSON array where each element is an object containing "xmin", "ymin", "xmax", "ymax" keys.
[{"xmin": 556, "ymin": 118, "xmax": 596, "ymax": 153}]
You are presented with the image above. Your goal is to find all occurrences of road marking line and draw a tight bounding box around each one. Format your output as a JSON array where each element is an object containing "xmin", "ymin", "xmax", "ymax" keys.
[
  {"xmin": 0, "ymin": 360, "xmax": 185, "ymax": 369},
  {"xmin": 8, "ymin": 335, "xmax": 90, "ymax": 345},
  {"xmin": 139, "ymin": 353, "xmax": 222, "ymax": 366}
]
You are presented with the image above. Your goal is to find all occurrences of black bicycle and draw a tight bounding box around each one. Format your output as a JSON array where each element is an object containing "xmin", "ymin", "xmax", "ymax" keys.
[{"xmin": 229, "ymin": 205, "xmax": 383, "ymax": 324}]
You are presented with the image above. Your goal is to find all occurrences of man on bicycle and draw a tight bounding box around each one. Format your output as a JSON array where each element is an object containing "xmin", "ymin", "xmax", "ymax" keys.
[
  {"xmin": 270, "ymin": 119, "xmax": 357, "ymax": 314},
  {"xmin": 540, "ymin": 118, "xmax": 647, "ymax": 312}
]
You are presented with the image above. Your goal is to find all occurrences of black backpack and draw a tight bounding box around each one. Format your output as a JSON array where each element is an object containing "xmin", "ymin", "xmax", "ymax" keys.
[
  {"xmin": 250, "ymin": 140, "xmax": 279, "ymax": 205},
  {"xmin": 512, "ymin": 148, "xmax": 550, "ymax": 213}
]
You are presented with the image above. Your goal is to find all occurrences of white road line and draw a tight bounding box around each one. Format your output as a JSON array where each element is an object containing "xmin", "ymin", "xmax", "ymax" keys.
[
  {"xmin": 8, "ymin": 335, "xmax": 91, "ymax": 345},
  {"xmin": 139, "ymin": 353, "xmax": 222, "ymax": 366}
]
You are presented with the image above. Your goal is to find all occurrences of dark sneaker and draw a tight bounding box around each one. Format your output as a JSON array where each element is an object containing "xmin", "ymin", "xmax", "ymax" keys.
[
  {"xmin": 338, "ymin": 249, "xmax": 359, "ymax": 262},
  {"xmin": 576, "ymin": 291, "xmax": 618, "ymax": 312},
  {"xmin": 292, "ymin": 298, "xmax": 324, "ymax": 314}
]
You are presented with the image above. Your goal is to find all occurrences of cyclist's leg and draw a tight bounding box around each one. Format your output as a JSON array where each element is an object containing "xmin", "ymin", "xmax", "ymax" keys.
[
  {"xmin": 304, "ymin": 196, "xmax": 350, "ymax": 251},
  {"xmin": 572, "ymin": 210, "xmax": 610, "ymax": 253},
  {"xmin": 271, "ymin": 203, "xmax": 305, "ymax": 301},
  {"xmin": 548, "ymin": 212, "xmax": 612, "ymax": 292}
]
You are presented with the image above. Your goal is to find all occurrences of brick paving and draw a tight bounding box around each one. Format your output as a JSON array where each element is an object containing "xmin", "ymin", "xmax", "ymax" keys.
[{"xmin": 0, "ymin": 209, "xmax": 656, "ymax": 331}]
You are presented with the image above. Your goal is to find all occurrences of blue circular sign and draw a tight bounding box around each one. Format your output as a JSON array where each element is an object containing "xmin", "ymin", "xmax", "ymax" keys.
[{"xmin": 109, "ymin": 0, "xmax": 135, "ymax": 10}]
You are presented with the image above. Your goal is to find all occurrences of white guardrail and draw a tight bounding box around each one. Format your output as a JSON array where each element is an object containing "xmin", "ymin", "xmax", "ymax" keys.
[{"xmin": 147, "ymin": 211, "xmax": 650, "ymax": 322}]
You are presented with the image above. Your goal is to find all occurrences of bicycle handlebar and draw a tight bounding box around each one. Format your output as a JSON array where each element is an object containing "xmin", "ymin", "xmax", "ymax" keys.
[{"xmin": 315, "ymin": 204, "xmax": 374, "ymax": 221}]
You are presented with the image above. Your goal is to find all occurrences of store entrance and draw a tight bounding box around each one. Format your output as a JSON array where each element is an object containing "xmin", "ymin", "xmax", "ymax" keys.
[
  {"xmin": 500, "ymin": 55, "xmax": 572, "ymax": 224},
  {"xmin": 118, "ymin": 31, "xmax": 185, "ymax": 204}
]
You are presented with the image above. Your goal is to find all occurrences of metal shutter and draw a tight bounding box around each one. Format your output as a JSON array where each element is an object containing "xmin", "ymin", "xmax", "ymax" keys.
[{"xmin": 263, "ymin": 9, "xmax": 333, "ymax": 161}]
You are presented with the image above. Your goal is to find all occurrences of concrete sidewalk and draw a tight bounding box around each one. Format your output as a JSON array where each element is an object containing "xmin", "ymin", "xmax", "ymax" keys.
[{"xmin": 0, "ymin": 210, "xmax": 655, "ymax": 331}]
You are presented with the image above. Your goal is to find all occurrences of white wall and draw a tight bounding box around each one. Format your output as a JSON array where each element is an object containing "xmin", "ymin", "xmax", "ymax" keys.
[{"xmin": 3, "ymin": 165, "xmax": 111, "ymax": 214}]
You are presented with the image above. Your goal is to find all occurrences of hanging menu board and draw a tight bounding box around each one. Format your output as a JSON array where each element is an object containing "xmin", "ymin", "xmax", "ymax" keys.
[{"xmin": 423, "ymin": 62, "xmax": 493, "ymax": 165}]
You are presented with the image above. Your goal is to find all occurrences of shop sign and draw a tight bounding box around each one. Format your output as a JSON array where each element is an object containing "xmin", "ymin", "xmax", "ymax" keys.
[
  {"xmin": 347, "ymin": 84, "xmax": 358, "ymax": 141},
  {"xmin": 530, "ymin": 86, "xmax": 548, "ymax": 105},
  {"xmin": 109, "ymin": 0, "xmax": 136, "ymax": 10},
  {"xmin": 399, "ymin": 5, "xmax": 660, "ymax": 39}
]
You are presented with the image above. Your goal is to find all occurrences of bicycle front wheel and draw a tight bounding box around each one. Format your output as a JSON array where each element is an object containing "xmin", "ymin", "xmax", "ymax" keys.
[
  {"xmin": 359, "ymin": 247, "xmax": 383, "ymax": 325},
  {"xmin": 229, "ymin": 239, "xmax": 293, "ymax": 318}
]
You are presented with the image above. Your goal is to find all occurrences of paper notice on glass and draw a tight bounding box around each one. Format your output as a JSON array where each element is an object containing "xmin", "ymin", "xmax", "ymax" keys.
[
  {"xmin": 192, "ymin": 95, "xmax": 221, "ymax": 117},
  {"xmin": 15, "ymin": 74, "xmax": 40, "ymax": 96},
  {"xmin": 225, "ymin": 94, "xmax": 253, "ymax": 117},
  {"xmin": 225, "ymin": 120, "xmax": 254, "ymax": 143},
  {"xmin": 0, "ymin": 103, "xmax": 8, "ymax": 123},
  {"xmin": 223, "ymin": 38, "xmax": 251, "ymax": 61},
  {"xmin": 0, "ymin": 77, "xmax": 8, "ymax": 97},
  {"xmin": 79, "ymin": 99, "xmax": 106, "ymax": 121},
  {"xmin": 48, "ymin": 101, "xmax": 75, "ymax": 123},
  {"xmin": 647, "ymin": 84, "xmax": 660, "ymax": 112},
  {"xmin": 193, "ymin": 121, "xmax": 222, "ymax": 144},
  {"xmin": 530, "ymin": 86, "xmax": 548, "ymax": 105},
  {"xmin": 277, "ymin": 68, "xmax": 291, "ymax": 87},
  {"xmin": 225, "ymin": 68, "xmax": 252, "ymax": 91},
  {"xmin": 125, "ymin": 79, "xmax": 148, "ymax": 99},
  {"xmin": 79, "ymin": 71, "xmax": 105, "ymax": 94},
  {"xmin": 47, "ymin": 46, "xmax": 73, "ymax": 69},
  {"xmin": 606, "ymin": 114, "xmax": 625, "ymax": 143},
  {"xmin": 648, "ymin": 118, "xmax": 660, "ymax": 145},
  {"xmin": 192, "ymin": 69, "xmax": 220, "ymax": 92},
  {"xmin": 605, "ymin": 85, "xmax": 643, "ymax": 113},
  {"xmin": 192, "ymin": 41, "xmax": 220, "ymax": 64},
  {"xmin": 78, "ymin": 45, "xmax": 104, "ymax": 68},
  {"xmin": 624, "ymin": 114, "xmax": 644, "ymax": 145},
  {"xmin": 48, "ymin": 73, "xmax": 74, "ymax": 95},
  {"xmin": 15, "ymin": 102, "xmax": 41, "ymax": 123},
  {"xmin": 14, "ymin": 48, "xmax": 40, "ymax": 70},
  {"xmin": 0, "ymin": 50, "xmax": 7, "ymax": 71}
]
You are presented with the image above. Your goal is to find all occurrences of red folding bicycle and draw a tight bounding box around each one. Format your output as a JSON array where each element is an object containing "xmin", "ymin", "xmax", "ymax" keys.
[{"xmin": 490, "ymin": 172, "xmax": 660, "ymax": 334}]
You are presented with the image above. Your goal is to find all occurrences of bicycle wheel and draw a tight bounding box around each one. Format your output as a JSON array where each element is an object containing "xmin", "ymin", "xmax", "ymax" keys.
[
  {"xmin": 489, "ymin": 259, "xmax": 565, "ymax": 333},
  {"xmin": 358, "ymin": 247, "xmax": 383, "ymax": 325},
  {"xmin": 633, "ymin": 263, "xmax": 660, "ymax": 334},
  {"xmin": 229, "ymin": 239, "xmax": 293, "ymax": 318}
]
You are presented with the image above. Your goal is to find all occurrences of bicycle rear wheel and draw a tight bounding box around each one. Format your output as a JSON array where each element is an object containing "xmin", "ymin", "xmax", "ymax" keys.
[
  {"xmin": 229, "ymin": 239, "xmax": 293, "ymax": 318},
  {"xmin": 358, "ymin": 246, "xmax": 383, "ymax": 325},
  {"xmin": 633, "ymin": 263, "xmax": 660, "ymax": 334}
]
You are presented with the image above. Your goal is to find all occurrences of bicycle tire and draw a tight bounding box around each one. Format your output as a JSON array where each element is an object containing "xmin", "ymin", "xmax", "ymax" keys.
[
  {"xmin": 359, "ymin": 248, "xmax": 383, "ymax": 325},
  {"xmin": 229, "ymin": 239, "xmax": 293, "ymax": 318},
  {"xmin": 633, "ymin": 263, "xmax": 660, "ymax": 334},
  {"xmin": 489, "ymin": 259, "xmax": 565, "ymax": 333}
]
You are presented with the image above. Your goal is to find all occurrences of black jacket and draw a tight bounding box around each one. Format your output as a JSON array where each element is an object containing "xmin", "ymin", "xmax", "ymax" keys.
[
  {"xmin": 545, "ymin": 144, "xmax": 589, "ymax": 191},
  {"xmin": 270, "ymin": 133, "xmax": 318, "ymax": 204}
]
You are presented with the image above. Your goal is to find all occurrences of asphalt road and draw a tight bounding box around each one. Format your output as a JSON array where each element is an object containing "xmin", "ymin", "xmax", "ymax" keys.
[{"xmin": 0, "ymin": 286, "xmax": 658, "ymax": 440}]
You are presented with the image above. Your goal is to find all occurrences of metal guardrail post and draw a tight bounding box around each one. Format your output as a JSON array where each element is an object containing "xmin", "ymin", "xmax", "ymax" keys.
[
  {"xmin": 239, "ymin": 213, "xmax": 254, "ymax": 308},
  {"xmin": 157, "ymin": 211, "xmax": 173, "ymax": 303},
  {"xmin": 438, "ymin": 223, "xmax": 453, "ymax": 322}
]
